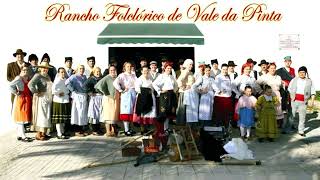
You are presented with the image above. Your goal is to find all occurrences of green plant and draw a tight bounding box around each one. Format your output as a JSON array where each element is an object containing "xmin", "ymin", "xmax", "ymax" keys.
[{"xmin": 316, "ymin": 91, "xmax": 320, "ymax": 101}]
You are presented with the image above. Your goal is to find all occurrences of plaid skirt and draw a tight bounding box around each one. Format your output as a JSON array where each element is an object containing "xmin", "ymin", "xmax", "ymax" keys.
[{"xmin": 52, "ymin": 102, "xmax": 71, "ymax": 124}]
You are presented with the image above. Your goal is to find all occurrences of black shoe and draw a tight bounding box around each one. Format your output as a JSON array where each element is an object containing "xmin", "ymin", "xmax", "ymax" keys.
[
  {"xmin": 17, "ymin": 137, "xmax": 22, "ymax": 141},
  {"xmin": 128, "ymin": 129, "xmax": 136, "ymax": 135},
  {"xmin": 258, "ymin": 138, "xmax": 264, "ymax": 143},
  {"xmin": 21, "ymin": 137, "xmax": 33, "ymax": 142}
]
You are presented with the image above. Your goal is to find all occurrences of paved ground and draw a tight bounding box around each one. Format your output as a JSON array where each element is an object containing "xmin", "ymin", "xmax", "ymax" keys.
[{"xmin": 0, "ymin": 112, "xmax": 320, "ymax": 180}]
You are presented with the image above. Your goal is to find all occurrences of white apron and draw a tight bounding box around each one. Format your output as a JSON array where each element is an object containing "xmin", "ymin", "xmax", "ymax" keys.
[{"xmin": 71, "ymin": 92, "xmax": 88, "ymax": 126}]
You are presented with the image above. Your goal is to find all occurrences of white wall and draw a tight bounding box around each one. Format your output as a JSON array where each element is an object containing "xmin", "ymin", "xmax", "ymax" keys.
[{"xmin": 1, "ymin": 0, "xmax": 319, "ymax": 134}]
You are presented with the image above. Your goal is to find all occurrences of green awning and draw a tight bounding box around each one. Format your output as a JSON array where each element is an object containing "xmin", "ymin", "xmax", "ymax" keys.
[{"xmin": 97, "ymin": 23, "xmax": 204, "ymax": 45}]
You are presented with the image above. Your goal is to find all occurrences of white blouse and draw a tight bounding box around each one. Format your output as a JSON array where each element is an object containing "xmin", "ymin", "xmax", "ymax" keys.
[
  {"xmin": 135, "ymin": 76, "xmax": 154, "ymax": 93},
  {"xmin": 192, "ymin": 75, "xmax": 215, "ymax": 92},
  {"xmin": 256, "ymin": 74, "xmax": 282, "ymax": 92},
  {"xmin": 113, "ymin": 72, "xmax": 137, "ymax": 92},
  {"xmin": 52, "ymin": 78, "xmax": 70, "ymax": 103},
  {"xmin": 213, "ymin": 74, "xmax": 233, "ymax": 97},
  {"xmin": 232, "ymin": 74, "xmax": 261, "ymax": 97},
  {"xmin": 152, "ymin": 74, "xmax": 178, "ymax": 95}
]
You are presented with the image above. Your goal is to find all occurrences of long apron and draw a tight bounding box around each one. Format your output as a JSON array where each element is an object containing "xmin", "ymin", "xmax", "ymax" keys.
[
  {"xmin": 36, "ymin": 82, "xmax": 53, "ymax": 129},
  {"xmin": 198, "ymin": 91, "xmax": 214, "ymax": 121},
  {"xmin": 119, "ymin": 89, "xmax": 136, "ymax": 121},
  {"xmin": 183, "ymin": 89, "xmax": 199, "ymax": 123},
  {"xmin": 88, "ymin": 94, "xmax": 103, "ymax": 124},
  {"xmin": 71, "ymin": 92, "xmax": 88, "ymax": 126}
]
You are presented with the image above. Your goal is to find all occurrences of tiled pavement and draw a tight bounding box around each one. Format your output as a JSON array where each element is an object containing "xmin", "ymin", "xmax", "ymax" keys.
[{"xmin": 0, "ymin": 112, "xmax": 320, "ymax": 180}]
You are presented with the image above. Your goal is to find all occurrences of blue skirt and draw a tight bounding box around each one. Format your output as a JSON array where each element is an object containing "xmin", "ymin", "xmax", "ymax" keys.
[{"xmin": 238, "ymin": 107, "xmax": 255, "ymax": 128}]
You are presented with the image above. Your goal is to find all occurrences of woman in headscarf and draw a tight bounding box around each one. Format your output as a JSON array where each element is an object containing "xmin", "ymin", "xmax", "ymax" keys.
[
  {"xmin": 153, "ymin": 61, "xmax": 178, "ymax": 147},
  {"xmin": 9, "ymin": 64, "xmax": 33, "ymax": 142},
  {"xmin": 28, "ymin": 61, "xmax": 53, "ymax": 141},
  {"xmin": 176, "ymin": 59, "xmax": 194, "ymax": 125},
  {"xmin": 65, "ymin": 65, "xmax": 88, "ymax": 137},
  {"xmin": 113, "ymin": 62, "xmax": 137, "ymax": 136},
  {"xmin": 133, "ymin": 66, "xmax": 157, "ymax": 135},
  {"xmin": 95, "ymin": 65, "xmax": 120, "ymax": 137},
  {"xmin": 84, "ymin": 67, "xmax": 103, "ymax": 135},
  {"xmin": 51, "ymin": 67, "xmax": 71, "ymax": 139}
]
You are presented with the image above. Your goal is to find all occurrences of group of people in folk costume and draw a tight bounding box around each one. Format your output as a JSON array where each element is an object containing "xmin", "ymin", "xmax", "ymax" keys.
[{"xmin": 7, "ymin": 49, "xmax": 316, "ymax": 146}]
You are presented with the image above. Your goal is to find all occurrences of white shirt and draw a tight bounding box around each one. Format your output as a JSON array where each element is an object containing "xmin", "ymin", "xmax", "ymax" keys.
[
  {"xmin": 296, "ymin": 78, "xmax": 307, "ymax": 94},
  {"xmin": 152, "ymin": 74, "xmax": 178, "ymax": 95},
  {"xmin": 228, "ymin": 72, "xmax": 237, "ymax": 82},
  {"xmin": 113, "ymin": 72, "xmax": 137, "ymax": 92},
  {"xmin": 213, "ymin": 74, "xmax": 233, "ymax": 97},
  {"xmin": 84, "ymin": 66, "xmax": 94, "ymax": 78},
  {"xmin": 135, "ymin": 76, "xmax": 154, "ymax": 93},
  {"xmin": 52, "ymin": 78, "xmax": 70, "ymax": 103}
]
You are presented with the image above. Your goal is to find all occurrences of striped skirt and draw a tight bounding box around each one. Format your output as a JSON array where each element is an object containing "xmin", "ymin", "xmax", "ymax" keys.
[{"xmin": 52, "ymin": 102, "xmax": 71, "ymax": 124}]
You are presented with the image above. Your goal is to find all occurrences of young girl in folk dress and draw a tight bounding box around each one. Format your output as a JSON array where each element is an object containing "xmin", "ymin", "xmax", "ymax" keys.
[
  {"xmin": 256, "ymin": 85, "xmax": 279, "ymax": 142},
  {"xmin": 235, "ymin": 86, "xmax": 257, "ymax": 141},
  {"xmin": 9, "ymin": 64, "xmax": 33, "ymax": 142},
  {"xmin": 133, "ymin": 66, "xmax": 157, "ymax": 135}
]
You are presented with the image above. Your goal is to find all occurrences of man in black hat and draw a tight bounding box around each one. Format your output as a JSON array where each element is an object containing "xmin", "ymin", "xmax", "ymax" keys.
[
  {"xmin": 246, "ymin": 58, "xmax": 258, "ymax": 80},
  {"xmin": 227, "ymin": 61, "xmax": 238, "ymax": 82},
  {"xmin": 65, "ymin": 57, "xmax": 75, "ymax": 78},
  {"xmin": 258, "ymin": 60, "xmax": 269, "ymax": 78},
  {"xmin": 288, "ymin": 66, "xmax": 315, "ymax": 137},
  {"xmin": 7, "ymin": 49, "xmax": 31, "ymax": 104},
  {"xmin": 85, "ymin": 56, "xmax": 96, "ymax": 78},
  {"xmin": 210, "ymin": 59, "xmax": 221, "ymax": 79}
]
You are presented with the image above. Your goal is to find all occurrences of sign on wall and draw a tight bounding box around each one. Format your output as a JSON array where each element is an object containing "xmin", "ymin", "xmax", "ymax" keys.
[{"xmin": 279, "ymin": 34, "xmax": 300, "ymax": 50}]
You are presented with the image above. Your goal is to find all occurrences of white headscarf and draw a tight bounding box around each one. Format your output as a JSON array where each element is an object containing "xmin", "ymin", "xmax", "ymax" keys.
[{"xmin": 183, "ymin": 59, "xmax": 194, "ymax": 68}]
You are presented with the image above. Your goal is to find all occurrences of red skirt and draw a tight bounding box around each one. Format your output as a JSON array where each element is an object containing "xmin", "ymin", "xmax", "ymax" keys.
[
  {"xmin": 214, "ymin": 96, "xmax": 233, "ymax": 127},
  {"xmin": 119, "ymin": 114, "xmax": 133, "ymax": 122}
]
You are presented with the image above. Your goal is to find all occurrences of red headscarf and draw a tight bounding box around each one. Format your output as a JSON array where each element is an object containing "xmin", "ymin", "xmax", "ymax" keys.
[{"xmin": 241, "ymin": 63, "xmax": 252, "ymax": 75}]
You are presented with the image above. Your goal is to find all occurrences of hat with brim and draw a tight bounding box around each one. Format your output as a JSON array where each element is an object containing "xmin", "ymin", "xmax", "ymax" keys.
[
  {"xmin": 211, "ymin": 59, "xmax": 218, "ymax": 65},
  {"xmin": 36, "ymin": 61, "xmax": 53, "ymax": 69},
  {"xmin": 65, "ymin": 57, "xmax": 72, "ymax": 62},
  {"xmin": 13, "ymin": 49, "xmax": 27, "ymax": 57},
  {"xmin": 246, "ymin": 58, "xmax": 257, "ymax": 65},
  {"xmin": 258, "ymin": 59, "xmax": 269, "ymax": 66},
  {"xmin": 227, "ymin": 61, "xmax": 237, "ymax": 67}
]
